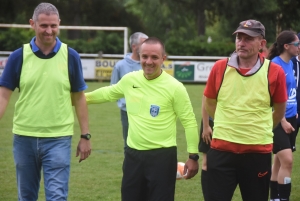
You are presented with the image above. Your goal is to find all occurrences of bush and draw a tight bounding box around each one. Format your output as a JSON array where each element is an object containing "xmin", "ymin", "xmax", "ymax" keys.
[
  {"xmin": 165, "ymin": 36, "xmax": 235, "ymax": 56},
  {"xmin": 0, "ymin": 28, "xmax": 235, "ymax": 56},
  {"xmin": 0, "ymin": 28, "xmax": 34, "ymax": 51}
]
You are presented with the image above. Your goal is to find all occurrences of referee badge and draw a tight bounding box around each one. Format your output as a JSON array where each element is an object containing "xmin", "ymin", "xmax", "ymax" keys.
[{"xmin": 150, "ymin": 105, "xmax": 160, "ymax": 117}]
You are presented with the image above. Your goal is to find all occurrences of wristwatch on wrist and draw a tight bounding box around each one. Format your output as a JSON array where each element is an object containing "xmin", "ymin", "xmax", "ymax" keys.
[
  {"xmin": 80, "ymin": 133, "xmax": 91, "ymax": 140},
  {"xmin": 189, "ymin": 154, "xmax": 199, "ymax": 161}
]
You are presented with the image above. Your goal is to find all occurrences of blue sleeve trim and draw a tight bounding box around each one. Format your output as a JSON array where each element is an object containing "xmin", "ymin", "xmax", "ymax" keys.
[
  {"xmin": 0, "ymin": 48, "xmax": 23, "ymax": 91},
  {"xmin": 68, "ymin": 47, "xmax": 87, "ymax": 92}
]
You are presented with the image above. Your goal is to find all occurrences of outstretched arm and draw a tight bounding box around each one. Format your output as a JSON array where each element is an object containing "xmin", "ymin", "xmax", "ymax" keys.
[
  {"xmin": 0, "ymin": 86, "xmax": 13, "ymax": 120},
  {"xmin": 85, "ymin": 85, "xmax": 124, "ymax": 105},
  {"xmin": 72, "ymin": 91, "xmax": 91, "ymax": 163}
]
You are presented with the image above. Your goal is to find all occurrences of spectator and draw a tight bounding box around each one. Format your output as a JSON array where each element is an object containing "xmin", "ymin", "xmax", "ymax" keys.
[
  {"xmin": 110, "ymin": 32, "xmax": 148, "ymax": 149},
  {"xmin": 267, "ymin": 30, "xmax": 299, "ymax": 201}
]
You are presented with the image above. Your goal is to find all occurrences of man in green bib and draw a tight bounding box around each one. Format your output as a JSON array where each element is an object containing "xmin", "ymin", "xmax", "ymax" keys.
[
  {"xmin": 0, "ymin": 3, "xmax": 91, "ymax": 200},
  {"xmin": 204, "ymin": 19, "xmax": 287, "ymax": 201}
]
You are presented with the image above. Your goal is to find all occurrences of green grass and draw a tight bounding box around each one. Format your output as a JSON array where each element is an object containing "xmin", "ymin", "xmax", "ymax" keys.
[{"xmin": 0, "ymin": 82, "xmax": 299, "ymax": 201}]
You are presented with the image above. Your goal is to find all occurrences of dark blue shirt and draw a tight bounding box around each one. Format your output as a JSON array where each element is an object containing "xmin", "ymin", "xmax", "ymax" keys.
[
  {"xmin": 0, "ymin": 37, "xmax": 87, "ymax": 92},
  {"xmin": 292, "ymin": 56, "xmax": 300, "ymax": 113}
]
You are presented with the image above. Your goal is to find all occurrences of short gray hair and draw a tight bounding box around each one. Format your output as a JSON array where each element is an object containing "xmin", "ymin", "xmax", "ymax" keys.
[
  {"xmin": 129, "ymin": 32, "xmax": 148, "ymax": 50},
  {"xmin": 32, "ymin": 3, "xmax": 60, "ymax": 22}
]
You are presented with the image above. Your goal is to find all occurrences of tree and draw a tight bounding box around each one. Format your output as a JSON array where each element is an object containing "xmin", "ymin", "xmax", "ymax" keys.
[{"xmin": 275, "ymin": 0, "xmax": 300, "ymax": 35}]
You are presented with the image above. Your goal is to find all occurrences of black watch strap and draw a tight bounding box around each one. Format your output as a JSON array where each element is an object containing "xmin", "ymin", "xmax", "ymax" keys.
[
  {"xmin": 80, "ymin": 133, "xmax": 91, "ymax": 140},
  {"xmin": 189, "ymin": 154, "xmax": 199, "ymax": 161}
]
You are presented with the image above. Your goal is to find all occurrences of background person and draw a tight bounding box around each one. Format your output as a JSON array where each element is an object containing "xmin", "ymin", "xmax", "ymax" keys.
[
  {"xmin": 0, "ymin": 3, "xmax": 91, "ymax": 200},
  {"xmin": 291, "ymin": 32, "xmax": 300, "ymax": 134},
  {"xmin": 85, "ymin": 37, "xmax": 199, "ymax": 201},
  {"xmin": 204, "ymin": 19, "xmax": 287, "ymax": 201},
  {"xmin": 267, "ymin": 30, "xmax": 299, "ymax": 201},
  {"xmin": 110, "ymin": 32, "xmax": 148, "ymax": 149}
]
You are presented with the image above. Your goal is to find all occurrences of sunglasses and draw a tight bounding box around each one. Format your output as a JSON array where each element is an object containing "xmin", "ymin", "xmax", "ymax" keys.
[{"xmin": 288, "ymin": 42, "xmax": 300, "ymax": 47}]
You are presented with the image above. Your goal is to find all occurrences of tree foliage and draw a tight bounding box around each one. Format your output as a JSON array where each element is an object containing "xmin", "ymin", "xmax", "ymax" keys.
[{"xmin": 1, "ymin": 0, "xmax": 300, "ymax": 55}]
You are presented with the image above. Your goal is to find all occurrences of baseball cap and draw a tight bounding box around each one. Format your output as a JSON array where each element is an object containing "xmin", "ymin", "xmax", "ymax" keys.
[
  {"xmin": 233, "ymin": 19, "xmax": 265, "ymax": 38},
  {"xmin": 297, "ymin": 32, "xmax": 300, "ymax": 40}
]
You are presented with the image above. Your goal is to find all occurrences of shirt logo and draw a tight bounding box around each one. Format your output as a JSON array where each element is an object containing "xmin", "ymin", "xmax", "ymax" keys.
[
  {"xmin": 150, "ymin": 105, "xmax": 160, "ymax": 117},
  {"xmin": 133, "ymin": 85, "xmax": 140, "ymax": 88}
]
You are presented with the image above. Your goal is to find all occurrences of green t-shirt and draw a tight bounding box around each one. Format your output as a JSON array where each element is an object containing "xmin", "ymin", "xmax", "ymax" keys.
[{"xmin": 86, "ymin": 70, "xmax": 198, "ymax": 153}]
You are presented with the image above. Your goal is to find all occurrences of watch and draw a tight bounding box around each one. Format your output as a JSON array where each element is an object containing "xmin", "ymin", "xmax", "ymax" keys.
[
  {"xmin": 80, "ymin": 133, "xmax": 91, "ymax": 140},
  {"xmin": 189, "ymin": 154, "xmax": 199, "ymax": 161}
]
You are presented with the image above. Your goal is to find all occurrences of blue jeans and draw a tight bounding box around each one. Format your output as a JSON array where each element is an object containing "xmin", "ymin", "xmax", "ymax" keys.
[
  {"xmin": 13, "ymin": 134, "xmax": 72, "ymax": 201},
  {"xmin": 120, "ymin": 110, "xmax": 129, "ymax": 149}
]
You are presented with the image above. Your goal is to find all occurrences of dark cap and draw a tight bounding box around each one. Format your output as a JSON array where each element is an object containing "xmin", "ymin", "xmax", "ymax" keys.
[
  {"xmin": 233, "ymin": 19, "xmax": 265, "ymax": 38},
  {"xmin": 297, "ymin": 32, "xmax": 300, "ymax": 40}
]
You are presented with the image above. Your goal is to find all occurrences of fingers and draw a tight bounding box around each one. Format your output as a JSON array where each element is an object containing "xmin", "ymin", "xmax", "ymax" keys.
[
  {"xmin": 78, "ymin": 149, "xmax": 91, "ymax": 163},
  {"xmin": 202, "ymin": 134, "xmax": 212, "ymax": 144},
  {"xmin": 76, "ymin": 148, "xmax": 79, "ymax": 157},
  {"xmin": 284, "ymin": 125, "xmax": 295, "ymax": 134},
  {"xmin": 184, "ymin": 160, "xmax": 199, "ymax": 179},
  {"xmin": 76, "ymin": 140, "xmax": 92, "ymax": 162},
  {"xmin": 185, "ymin": 167, "xmax": 198, "ymax": 179}
]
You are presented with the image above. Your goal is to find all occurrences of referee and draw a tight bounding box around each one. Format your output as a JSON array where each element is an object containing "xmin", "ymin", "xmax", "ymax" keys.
[{"xmin": 85, "ymin": 37, "xmax": 199, "ymax": 201}]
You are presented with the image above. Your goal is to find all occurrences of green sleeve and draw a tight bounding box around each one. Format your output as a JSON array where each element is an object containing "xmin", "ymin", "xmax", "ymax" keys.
[
  {"xmin": 185, "ymin": 127, "xmax": 199, "ymax": 153},
  {"xmin": 85, "ymin": 83, "xmax": 124, "ymax": 104},
  {"xmin": 173, "ymin": 84, "xmax": 199, "ymax": 153}
]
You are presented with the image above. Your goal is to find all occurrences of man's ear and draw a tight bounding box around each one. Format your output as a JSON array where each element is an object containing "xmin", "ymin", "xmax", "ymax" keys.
[
  {"xmin": 260, "ymin": 39, "xmax": 267, "ymax": 50},
  {"xmin": 29, "ymin": 19, "xmax": 34, "ymax": 29}
]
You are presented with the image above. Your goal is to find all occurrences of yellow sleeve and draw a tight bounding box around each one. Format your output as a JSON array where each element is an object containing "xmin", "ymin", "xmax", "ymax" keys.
[
  {"xmin": 85, "ymin": 84, "xmax": 124, "ymax": 104},
  {"xmin": 185, "ymin": 127, "xmax": 199, "ymax": 154},
  {"xmin": 173, "ymin": 84, "xmax": 199, "ymax": 153}
]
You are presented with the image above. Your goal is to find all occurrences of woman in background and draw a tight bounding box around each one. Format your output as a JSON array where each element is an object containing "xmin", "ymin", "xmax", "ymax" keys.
[
  {"xmin": 291, "ymin": 32, "xmax": 300, "ymax": 134},
  {"xmin": 267, "ymin": 30, "xmax": 299, "ymax": 201}
]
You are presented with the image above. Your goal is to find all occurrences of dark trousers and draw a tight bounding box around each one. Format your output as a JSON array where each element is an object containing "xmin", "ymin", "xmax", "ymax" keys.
[
  {"xmin": 207, "ymin": 149, "xmax": 271, "ymax": 201},
  {"xmin": 122, "ymin": 147, "xmax": 177, "ymax": 201},
  {"xmin": 120, "ymin": 110, "xmax": 129, "ymax": 149}
]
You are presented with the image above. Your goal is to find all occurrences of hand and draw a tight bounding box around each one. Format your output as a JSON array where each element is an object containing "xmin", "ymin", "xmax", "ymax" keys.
[
  {"xmin": 202, "ymin": 125, "xmax": 213, "ymax": 144},
  {"xmin": 184, "ymin": 159, "xmax": 199, "ymax": 179},
  {"xmin": 281, "ymin": 119, "xmax": 295, "ymax": 134},
  {"xmin": 76, "ymin": 138, "xmax": 92, "ymax": 162}
]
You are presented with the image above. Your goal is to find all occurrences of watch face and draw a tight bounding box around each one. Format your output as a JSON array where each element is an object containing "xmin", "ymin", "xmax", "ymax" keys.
[{"xmin": 81, "ymin": 134, "xmax": 91, "ymax": 140}]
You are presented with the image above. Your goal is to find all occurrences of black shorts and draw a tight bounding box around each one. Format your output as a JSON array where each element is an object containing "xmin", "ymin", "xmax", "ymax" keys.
[
  {"xmin": 198, "ymin": 118, "xmax": 214, "ymax": 153},
  {"xmin": 122, "ymin": 146, "xmax": 177, "ymax": 201},
  {"xmin": 273, "ymin": 115, "xmax": 297, "ymax": 154}
]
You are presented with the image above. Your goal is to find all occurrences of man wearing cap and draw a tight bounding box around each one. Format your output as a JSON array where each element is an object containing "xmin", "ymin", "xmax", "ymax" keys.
[{"xmin": 204, "ymin": 19, "xmax": 287, "ymax": 200}]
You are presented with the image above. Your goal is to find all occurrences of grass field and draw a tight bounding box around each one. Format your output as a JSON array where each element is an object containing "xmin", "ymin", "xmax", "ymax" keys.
[{"xmin": 0, "ymin": 82, "xmax": 299, "ymax": 201}]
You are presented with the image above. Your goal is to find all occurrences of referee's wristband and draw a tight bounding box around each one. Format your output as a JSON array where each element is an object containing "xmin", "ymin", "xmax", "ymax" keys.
[{"xmin": 189, "ymin": 154, "xmax": 199, "ymax": 161}]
